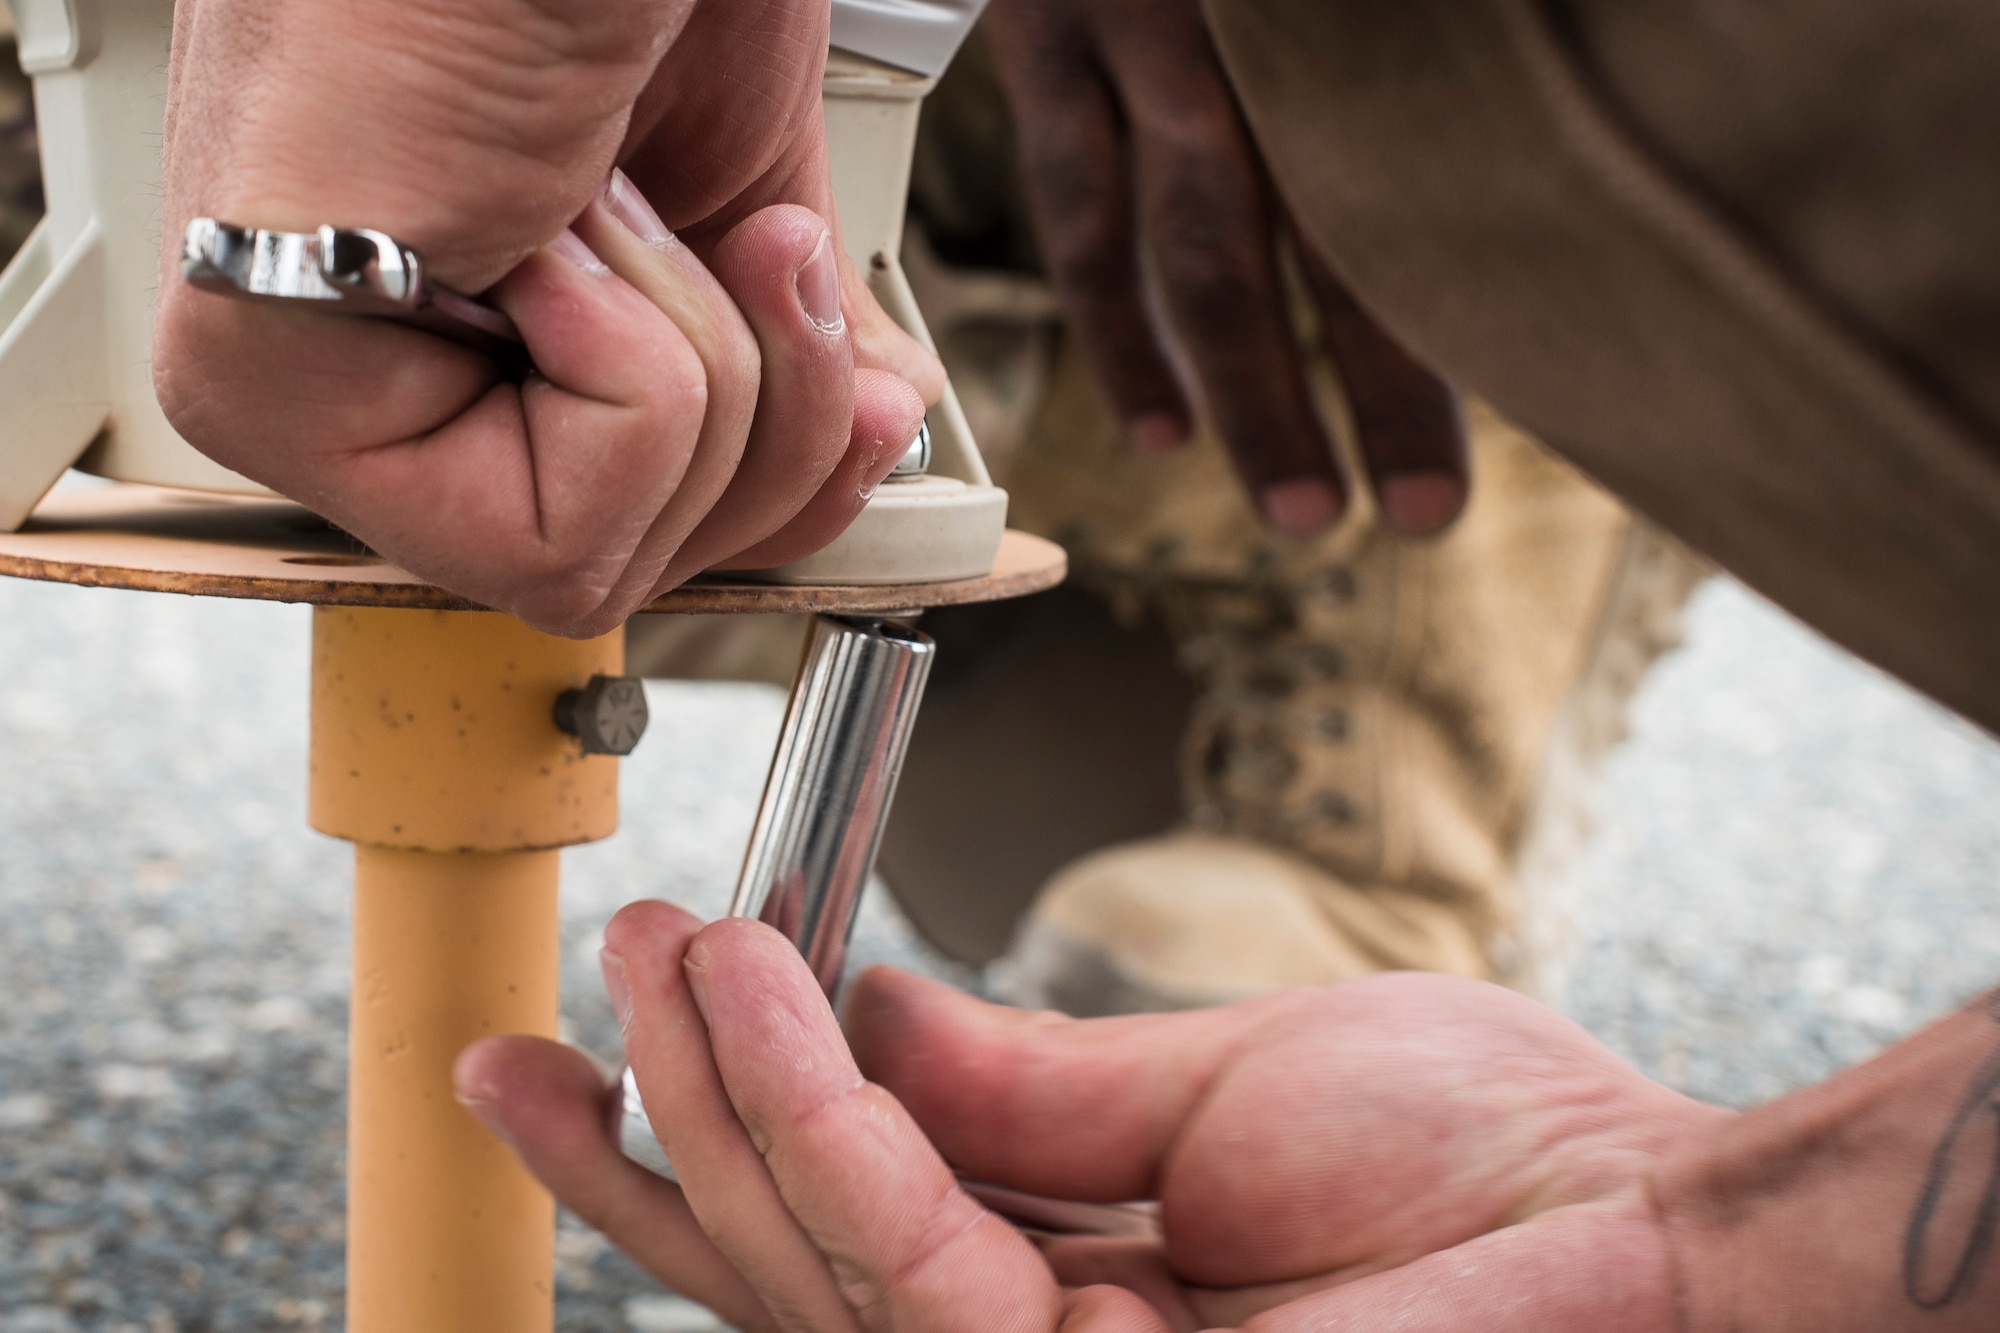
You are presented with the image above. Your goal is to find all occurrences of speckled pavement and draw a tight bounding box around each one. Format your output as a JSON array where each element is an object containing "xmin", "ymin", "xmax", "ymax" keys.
[
  {"xmin": 1, "ymin": 544, "xmax": 1996, "ymax": 1330},
  {"xmin": 1557, "ymin": 584, "xmax": 2000, "ymax": 1106}
]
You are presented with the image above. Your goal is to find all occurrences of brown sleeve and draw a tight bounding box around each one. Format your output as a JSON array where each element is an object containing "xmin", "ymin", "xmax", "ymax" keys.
[{"xmin": 1202, "ymin": 0, "xmax": 2000, "ymax": 735}]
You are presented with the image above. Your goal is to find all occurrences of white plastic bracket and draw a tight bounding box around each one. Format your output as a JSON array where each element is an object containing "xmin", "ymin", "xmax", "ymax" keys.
[
  {"xmin": 11, "ymin": 0, "xmax": 97, "ymax": 75},
  {"xmin": 0, "ymin": 219, "xmax": 106, "ymax": 529},
  {"xmin": 753, "ymin": 47, "xmax": 1009, "ymax": 585},
  {"xmin": 0, "ymin": 0, "xmax": 257, "ymax": 533}
]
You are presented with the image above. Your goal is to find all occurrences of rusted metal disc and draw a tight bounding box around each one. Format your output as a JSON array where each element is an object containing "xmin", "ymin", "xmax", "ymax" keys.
[{"xmin": 0, "ymin": 483, "xmax": 1066, "ymax": 614}]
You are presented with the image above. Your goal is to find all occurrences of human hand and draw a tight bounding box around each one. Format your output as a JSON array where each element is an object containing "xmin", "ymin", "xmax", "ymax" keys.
[
  {"xmin": 156, "ymin": 1, "xmax": 942, "ymax": 636},
  {"xmin": 983, "ymin": 0, "xmax": 1467, "ymax": 537},
  {"xmin": 455, "ymin": 900, "xmax": 1731, "ymax": 1330}
]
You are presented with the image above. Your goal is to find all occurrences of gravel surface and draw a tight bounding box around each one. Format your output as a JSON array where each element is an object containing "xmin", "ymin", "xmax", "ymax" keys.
[
  {"xmin": 1, "ymin": 549, "xmax": 1996, "ymax": 1328},
  {"xmin": 1556, "ymin": 583, "xmax": 2000, "ymax": 1106}
]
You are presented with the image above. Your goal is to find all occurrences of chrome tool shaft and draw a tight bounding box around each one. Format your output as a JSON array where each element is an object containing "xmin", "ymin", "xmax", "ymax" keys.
[
  {"xmin": 620, "ymin": 615, "xmax": 932, "ymax": 1178},
  {"xmin": 730, "ymin": 614, "xmax": 935, "ymax": 994}
]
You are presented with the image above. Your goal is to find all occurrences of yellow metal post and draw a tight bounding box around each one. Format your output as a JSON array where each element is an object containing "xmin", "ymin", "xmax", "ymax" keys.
[{"xmin": 309, "ymin": 607, "xmax": 623, "ymax": 1333}]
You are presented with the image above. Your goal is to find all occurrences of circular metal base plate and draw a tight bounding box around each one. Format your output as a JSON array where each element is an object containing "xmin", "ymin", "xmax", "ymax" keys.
[{"xmin": 0, "ymin": 483, "xmax": 1065, "ymax": 614}]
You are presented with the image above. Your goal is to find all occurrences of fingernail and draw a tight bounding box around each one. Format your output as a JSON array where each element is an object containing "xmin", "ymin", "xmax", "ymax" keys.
[
  {"xmin": 1260, "ymin": 477, "xmax": 1342, "ymax": 534},
  {"xmin": 549, "ymin": 228, "xmax": 609, "ymax": 275},
  {"xmin": 1378, "ymin": 472, "xmax": 1466, "ymax": 536},
  {"xmin": 682, "ymin": 945, "xmax": 713, "ymax": 1028},
  {"xmin": 452, "ymin": 1076, "xmax": 515, "ymax": 1145},
  {"xmin": 604, "ymin": 169, "xmax": 674, "ymax": 248},
  {"xmin": 859, "ymin": 426, "xmax": 916, "ymax": 501},
  {"xmin": 796, "ymin": 230, "xmax": 844, "ymax": 336},
  {"xmin": 600, "ymin": 949, "xmax": 633, "ymax": 1032},
  {"xmin": 1127, "ymin": 412, "xmax": 1188, "ymax": 456},
  {"xmin": 458, "ymin": 1097, "xmax": 514, "ymax": 1145}
]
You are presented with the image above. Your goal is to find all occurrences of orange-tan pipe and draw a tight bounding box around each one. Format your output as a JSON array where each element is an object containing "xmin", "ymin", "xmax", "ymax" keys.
[
  {"xmin": 310, "ymin": 607, "xmax": 622, "ymax": 1333},
  {"xmin": 348, "ymin": 846, "xmax": 560, "ymax": 1331}
]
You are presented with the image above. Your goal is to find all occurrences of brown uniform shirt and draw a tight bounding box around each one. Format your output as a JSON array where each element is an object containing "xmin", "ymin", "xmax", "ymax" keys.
[{"xmin": 1206, "ymin": 0, "xmax": 2000, "ymax": 735}]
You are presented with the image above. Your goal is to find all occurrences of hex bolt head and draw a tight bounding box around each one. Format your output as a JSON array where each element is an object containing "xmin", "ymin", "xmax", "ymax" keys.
[{"xmin": 554, "ymin": 676, "xmax": 649, "ymax": 756}]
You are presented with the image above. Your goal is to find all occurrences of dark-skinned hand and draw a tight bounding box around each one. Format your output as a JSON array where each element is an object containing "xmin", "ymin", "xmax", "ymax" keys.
[{"xmin": 983, "ymin": 0, "xmax": 1468, "ymax": 536}]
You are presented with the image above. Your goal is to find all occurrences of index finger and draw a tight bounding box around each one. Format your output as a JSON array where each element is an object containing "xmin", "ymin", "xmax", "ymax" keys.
[
  {"xmin": 612, "ymin": 904, "xmax": 864, "ymax": 1332},
  {"xmin": 684, "ymin": 919, "xmax": 1064, "ymax": 1332},
  {"xmin": 985, "ymin": 0, "xmax": 1193, "ymax": 454},
  {"xmin": 1292, "ymin": 235, "xmax": 1469, "ymax": 537},
  {"xmin": 1097, "ymin": 1, "xmax": 1348, "ymax": 533}
]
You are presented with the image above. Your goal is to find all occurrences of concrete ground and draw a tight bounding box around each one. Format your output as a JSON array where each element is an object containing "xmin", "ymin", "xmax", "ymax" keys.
[{"xmin": 1, "ymin": 545, "xmax": 1997, "ymax": 1330}]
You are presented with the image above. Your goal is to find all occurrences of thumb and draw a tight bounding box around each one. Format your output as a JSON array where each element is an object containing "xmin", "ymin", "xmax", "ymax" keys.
[
  {"xmin": 841, "ymin": 253, "xmax": 948, "ymax": 405},
  {"xmin": 844, "ymin": 968, "xmax": 1314, "ymax": 1202}
]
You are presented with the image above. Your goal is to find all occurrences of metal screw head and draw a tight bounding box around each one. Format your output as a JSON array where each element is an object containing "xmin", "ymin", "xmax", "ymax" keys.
[
  {"xmin": 889, "ymin": 420, "xmax": 931, "ymax": 477},
  {"xmin": 554, "ymin": 676, "xmax": 649, "ymax": 755}
]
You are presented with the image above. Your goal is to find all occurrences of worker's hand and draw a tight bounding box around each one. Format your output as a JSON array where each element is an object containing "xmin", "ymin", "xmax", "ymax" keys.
[
  {"xmin": 454, "ymin": 901, "xmax": 1726, "ymax": 1330},
  {"xmin": 983, "ymin": 0, "xmax": 1467, "ymax": 536},
  {"xmin": 156, "ymin": 1, "xmax": 941, "ymax": 637}
]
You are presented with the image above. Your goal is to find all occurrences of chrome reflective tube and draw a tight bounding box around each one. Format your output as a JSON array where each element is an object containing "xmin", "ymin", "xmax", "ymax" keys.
[
  {"xmin": 620, "ymin": 615, "xmax": 934, "ymax": 1176},
  {"xmin": 730, "ymin": 614, "xmax": 935, "ymax": 996}
]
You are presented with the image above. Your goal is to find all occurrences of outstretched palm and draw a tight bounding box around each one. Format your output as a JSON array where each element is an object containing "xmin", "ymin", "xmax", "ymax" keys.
[
  {"xmin": 860, "ymin": 966, "xmax": 1718, "ymax": 1329},
  {"xmin": 461, "ymin": 905, "xmax": 1726, "ymax": 1331}
]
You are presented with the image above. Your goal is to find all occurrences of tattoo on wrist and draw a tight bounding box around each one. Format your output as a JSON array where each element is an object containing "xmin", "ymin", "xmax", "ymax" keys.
[{"xmin": 1904, "ymin": 995, "xmax": 2000, "ymax": 1310}]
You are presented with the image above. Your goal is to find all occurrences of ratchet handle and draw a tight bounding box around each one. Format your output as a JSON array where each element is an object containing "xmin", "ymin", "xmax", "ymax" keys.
[{"xmin": 181, "ymin": 218, "xmax": 530, "ymax": 374}]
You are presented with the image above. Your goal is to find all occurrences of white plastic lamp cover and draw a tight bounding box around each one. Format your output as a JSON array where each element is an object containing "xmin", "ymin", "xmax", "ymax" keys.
[{"xmin": 831, "ymin": 0, "xmax": 988, "ymax": 76}]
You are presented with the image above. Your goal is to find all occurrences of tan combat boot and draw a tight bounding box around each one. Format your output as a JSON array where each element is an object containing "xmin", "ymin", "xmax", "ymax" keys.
[{"xmin": 880, "ymin": 295, "xmax": 1710, "ymax": 1012}]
